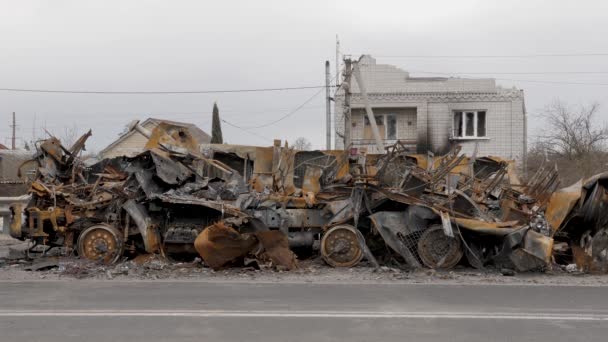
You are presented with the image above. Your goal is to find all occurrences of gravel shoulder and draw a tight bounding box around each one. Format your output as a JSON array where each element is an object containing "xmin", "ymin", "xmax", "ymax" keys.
[{"xmin": 2, "ymin": 235, "xmax": 608, "ymax": 286}]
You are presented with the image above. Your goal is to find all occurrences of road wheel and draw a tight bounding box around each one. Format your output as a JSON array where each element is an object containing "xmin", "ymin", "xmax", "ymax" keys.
[
  {"xmin": 417, "ymin": 225, "xmax": 463, "ymax": 269},
  {"xmin": 76, "ymin": 224, "xmax": 123, "ymax": 264},
  {"xmin": 321, "ymin": 225, "xmax": 363, "ymax": 267}
]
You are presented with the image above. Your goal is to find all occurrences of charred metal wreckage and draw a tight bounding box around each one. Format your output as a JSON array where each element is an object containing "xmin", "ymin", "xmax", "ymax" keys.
[{"xmin": 8, "ymin": 122, "xmax": 608, "ymax": 273}]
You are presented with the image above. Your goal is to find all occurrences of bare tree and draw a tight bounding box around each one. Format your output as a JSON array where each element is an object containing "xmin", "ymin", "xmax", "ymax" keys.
[
  {"xmin": 528, "ymin": 100, "xmax": 608, "ymax": 184},
  {"xmin": 292, "ymin": 137, "xmax": 312, "ymax": 151},
  {"xmin": 540, "ymin": 100, "xmax": 608, "ymax": 160},
  {"xmin": 47, "ymin": 124, "xmax": 82, "ymax": 148}
]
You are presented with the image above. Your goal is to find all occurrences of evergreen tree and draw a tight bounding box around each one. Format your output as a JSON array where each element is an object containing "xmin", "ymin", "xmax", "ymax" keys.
[{"xmin": 211, "ymin": 102, "xmax": 223, "ymax": 144}]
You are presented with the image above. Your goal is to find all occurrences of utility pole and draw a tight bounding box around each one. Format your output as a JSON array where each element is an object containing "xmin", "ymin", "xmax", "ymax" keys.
[
  {"xmin": 11, "ymin": 112, "xmax": 16, "ymax": 150},
  {"xmin": 32, "ymin": 113, "xmax": 36, "ymax": 143},
  {"xmin": 335, "ymin": 35, "xmax": 340, "ymax": 89},
  {"xmin": 342, "ymin": 58, "xmax": 353, "ymax": 150},
  {"xmin": 325, "ymin": 61, "xmax": 331, "ymax": 150}
]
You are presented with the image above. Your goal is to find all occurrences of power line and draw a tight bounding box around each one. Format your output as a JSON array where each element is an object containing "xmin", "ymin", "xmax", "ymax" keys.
[
  {"xmin": 358, "ymin": 69, "xmax": 608, "ymax": 76},
  {"xmin": 0, "ymin": 85, "xmax": 335, "ymax": 95},
  {"xmin": 0, "ymin": 103, "xmax": 328, "ymax": 136},
  {"xmin": 220, "ymin": 77, "xmax": 334, "ymax": 140},
  {"xmin": 495, "ymin": 78, "xmax": 608, "ymax": 86},
  {"xmin": 411, "ymin": 70, "xmax": 608, "ymax": 75},
  {"xmin": 242, "ymin": 80, "xmax": 332, "ymax": 129},
  {"xmin": 30, "ymin": 105, "xmax": 325, "ymax": 119},
  {"xmin": 359, "ymin": 69, "xmax": 608, "ymax": 86},
  {"xmin": 221, "ymin": 119, "xmax": 272, "ymax": 143},
  {"xmin": 410, "ymin": 71, "xmax": 608, "ymax": 86},
  {"xmin": 376, "ymin": 53, "xmax": 608, "ymax": 58},
  {"xmin": 406, "ymin": 71, "xmax": 608, "ymax": 86}
]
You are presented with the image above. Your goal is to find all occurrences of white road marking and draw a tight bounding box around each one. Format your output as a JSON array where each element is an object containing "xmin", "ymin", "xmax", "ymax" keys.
[
  {"xmin": 1, "ymin": 279, "xmax": 607, "ymax": 287},
  {"xmin": 0, "ymin": 310, "xmax": 607, "ymax": 321}
]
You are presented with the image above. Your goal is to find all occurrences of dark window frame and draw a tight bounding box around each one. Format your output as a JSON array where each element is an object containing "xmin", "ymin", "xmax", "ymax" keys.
[{"xmin": 453, "ymin": 110, "xmax": 487, "ymax": 138}]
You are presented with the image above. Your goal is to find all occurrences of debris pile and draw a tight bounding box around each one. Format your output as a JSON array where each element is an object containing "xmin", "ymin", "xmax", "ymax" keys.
[{"xmin": 6, "ymin": 121, "xmax": 608, "ymax": 274}]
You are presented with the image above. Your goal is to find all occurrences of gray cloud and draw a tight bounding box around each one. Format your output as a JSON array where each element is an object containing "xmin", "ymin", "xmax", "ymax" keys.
[{"xmin": 1, "ymin": 0, "xmax": 607, "ymax": 150}]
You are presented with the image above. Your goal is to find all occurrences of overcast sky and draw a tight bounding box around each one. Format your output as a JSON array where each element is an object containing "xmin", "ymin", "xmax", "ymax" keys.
[{"xmin": 1, "ymin": 0, "xmax": 607, "ymax": 151}]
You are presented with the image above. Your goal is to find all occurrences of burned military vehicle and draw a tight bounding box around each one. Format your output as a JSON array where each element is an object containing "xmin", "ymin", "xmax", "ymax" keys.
[
  {"xmin": 8, "ymin": 121, "xmax": 361, "ymax": 268},
  {"xmin": 9, "ymin": 121, "xmax": 608, "ymax": 273}
]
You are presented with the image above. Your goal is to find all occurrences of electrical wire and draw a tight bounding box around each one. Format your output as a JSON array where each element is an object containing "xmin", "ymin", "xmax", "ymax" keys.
[
  {"xmin": 376, "ymin": 53, "xmax": 608, "ymax": 58},
  {"xmin": 242, "ymin": 74, "xmax": 337, "ymax": 129},
  {"xmin": 220, "ymin": 81, "xmax": 333, "ymax": 143},
  {"xmin": 495, "ymin": 78, "xmax": 608, "ymax": 86},
  {"xmin": 0, "ymin": 85, "xmax": 335, "ymax": 95},
  {"xmin": 221, "ymin": 119, "xmax": 272, "ymax": 143},
  {"xmin": 242, "ymin": 87, "xmax": 326, "ymax": 129},
  {"xmin": 29, "ymin": 104, "xmax": 326, "ymax": 126},
  {"xmin": 410, "ymin": 70, "xmax": 608, "ymax": 75},
  {"xmin": 354, "ymin": 69, "xmax": 608, "ymax": 86}
]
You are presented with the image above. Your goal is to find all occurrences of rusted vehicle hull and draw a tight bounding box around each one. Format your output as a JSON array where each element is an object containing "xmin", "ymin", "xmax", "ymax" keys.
[{"xmin": 10, "ymin": 122, "xmax": 608, "ymax": 273}]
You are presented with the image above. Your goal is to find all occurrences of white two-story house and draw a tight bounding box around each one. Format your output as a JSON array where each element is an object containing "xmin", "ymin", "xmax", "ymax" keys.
[{"xmin": 334, "ymin": 55, "xmax": 527, "ymax": 164}]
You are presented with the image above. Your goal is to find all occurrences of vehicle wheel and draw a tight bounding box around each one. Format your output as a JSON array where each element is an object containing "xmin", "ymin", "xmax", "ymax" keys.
[
  {"xmin": 417, "ymin": 224, "xmax": 463, "ymax": 269},
  {"xmin": 76, "ymin": 224, "xmax": 124, "ymax": 264},
  {"xmin": 321, "ymin": 225, "xmax": 363, "ymax": 267}
]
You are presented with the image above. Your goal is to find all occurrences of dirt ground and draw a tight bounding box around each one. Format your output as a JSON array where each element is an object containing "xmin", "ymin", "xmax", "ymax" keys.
[{"xmin": 1, "ymin": 235, "xmax": 608, "ymax": 285}]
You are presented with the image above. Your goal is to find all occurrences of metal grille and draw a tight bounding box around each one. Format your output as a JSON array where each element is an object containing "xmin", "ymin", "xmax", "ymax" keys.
[{"xmin": 397, "ymin": 230, "xmax": 424, "ymax": 266}]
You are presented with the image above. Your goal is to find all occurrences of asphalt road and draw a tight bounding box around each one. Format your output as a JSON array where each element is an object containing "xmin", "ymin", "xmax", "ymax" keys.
[{"xmin": 0, "ymin": 280, "xmax": 607, "ymax": 341}]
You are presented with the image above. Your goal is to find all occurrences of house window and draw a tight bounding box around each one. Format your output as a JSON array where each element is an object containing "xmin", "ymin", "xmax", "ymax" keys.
[
  {"xmin": 364, "ymin": 114, "xmax": 397, "ymax": 140},
  {"xmin": 386, "ymin": 114, "xmax": 397, "ymax": 139},
  {"xmin": 364, "ymin": 115, "xmax": 383, "ymax": 126},
  {"xmin": 453, "ymin": 111, "xmax": 486, "ymax": 138}
]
